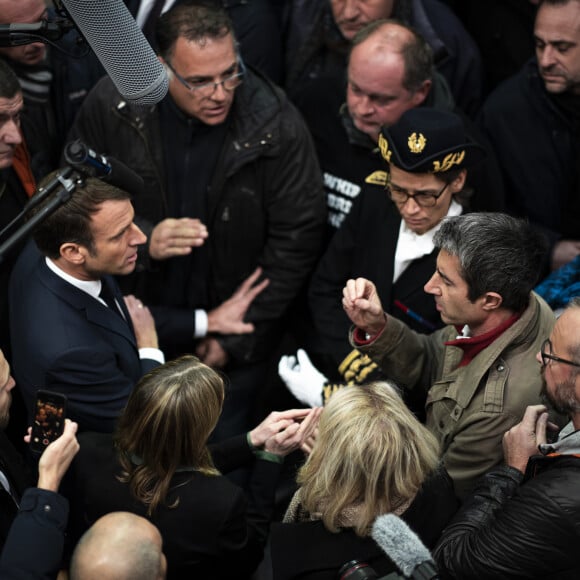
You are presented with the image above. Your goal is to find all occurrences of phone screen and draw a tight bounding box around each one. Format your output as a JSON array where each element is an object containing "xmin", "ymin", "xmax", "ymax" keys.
[{"xmin": 30, "ymin": 390, "xmax": 67, "ymax": 454}]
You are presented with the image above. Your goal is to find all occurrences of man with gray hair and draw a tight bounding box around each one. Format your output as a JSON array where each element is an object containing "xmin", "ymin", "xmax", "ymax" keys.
[
  {"xmin": 435, "ymin": 297, "xmax": 580, "ymax": 578},
  {"xmin": 70, "ymin": 512, "xmax": 166, "ymax": 580},
  {"xmin": 342, "ymin": 213, "xmax": 555, "ymax": 500}
]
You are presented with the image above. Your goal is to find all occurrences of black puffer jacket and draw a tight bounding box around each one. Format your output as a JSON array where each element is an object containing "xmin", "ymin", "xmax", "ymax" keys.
[
  {"xmin": 67, "ymin": 69, "xmax": 326, "ymax": 363},
  {"xmin": 434, "ymin": 455, "xmax": 580, "ymax": 579}
]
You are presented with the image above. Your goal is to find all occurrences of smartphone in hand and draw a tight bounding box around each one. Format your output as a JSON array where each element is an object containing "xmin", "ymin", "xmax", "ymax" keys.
[{"xmin": 29, "ymin": 390, "xmax": 67, "ymax": 455}]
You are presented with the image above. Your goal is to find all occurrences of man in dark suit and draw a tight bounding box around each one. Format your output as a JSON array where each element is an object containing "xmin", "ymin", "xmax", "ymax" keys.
[
  {"xmin": 0, "ymin": 347, "xmax": 28, "ymax": 549},
  {"xmin": 9, "ymin": 177, "xmax": 163, "ymax": 433}
]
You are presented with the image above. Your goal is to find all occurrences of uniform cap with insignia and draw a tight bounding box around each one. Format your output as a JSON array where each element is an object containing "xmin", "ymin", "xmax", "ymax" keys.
[{"xmin": 378, "ymin": 108, "xmax": 486, "ymax": 173}]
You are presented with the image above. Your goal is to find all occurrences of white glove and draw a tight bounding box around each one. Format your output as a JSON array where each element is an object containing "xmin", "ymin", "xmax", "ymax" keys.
[{"xmin": 278, "ymin": 349, "xmax": 326, "ymax": 407}]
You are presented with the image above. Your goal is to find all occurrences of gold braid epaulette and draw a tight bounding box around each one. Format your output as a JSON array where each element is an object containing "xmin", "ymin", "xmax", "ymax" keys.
[{"xmin": 321, "ymin": 349, "xmax": 380, "ymax": 405}]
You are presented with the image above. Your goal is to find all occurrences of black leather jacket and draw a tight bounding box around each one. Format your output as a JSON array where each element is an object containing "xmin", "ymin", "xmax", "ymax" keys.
[{"xmin": 434, "ymin": 454, "xmax": 580, "ymax": 579}]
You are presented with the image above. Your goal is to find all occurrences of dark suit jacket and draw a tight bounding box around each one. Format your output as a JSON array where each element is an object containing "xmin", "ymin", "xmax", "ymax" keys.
[
  {"xmin": 0, "ymin": 431, "xmax": 34, "ymax": 553},
  {"xmin": 0, "ymin": 488, "xmax": 68, "ymax": 580},
  {"xmin": 9, "ymin": 243, "xmax": 159, "ymax": 433},
  {"xmin": 308, "ymin": 188, "xmax": 443, "ymax": 371},
  {"xmin": 67, "ymin": 432, "xmax": 282, "ymax": 580}
]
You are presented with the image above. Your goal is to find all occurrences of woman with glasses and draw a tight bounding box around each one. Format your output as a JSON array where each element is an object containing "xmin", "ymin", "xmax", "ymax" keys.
[{"xmin": 280, "ymin": 108, "xmax": 487, "ymax": 408}]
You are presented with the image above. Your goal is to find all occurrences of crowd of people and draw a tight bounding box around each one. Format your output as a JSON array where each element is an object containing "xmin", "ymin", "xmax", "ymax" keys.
[{"xmin": 0, "ymin": 0, "xmax": 579, "ymax": 578}]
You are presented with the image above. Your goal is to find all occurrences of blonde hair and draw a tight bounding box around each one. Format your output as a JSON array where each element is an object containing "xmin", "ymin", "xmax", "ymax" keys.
[
  {"xmin": 115, "ymin": 356, "xmax": 224, "ymax": 515},
  {"xmin": 297, "ymin": 382, "xmax": 440, "ymax": 536}
]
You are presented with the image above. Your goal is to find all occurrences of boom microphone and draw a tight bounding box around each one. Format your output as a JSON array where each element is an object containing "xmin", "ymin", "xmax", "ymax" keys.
[
  {"xmin": 371, "ymin": 514, "xmax": 440, "ymax": 580},
  {"xmin": 59, "ymin": 0, "xmax": 168, "ymax": 105},
  {"xmin": 64, "ymin": 140, "xmax": 144, "ymax": 197}
]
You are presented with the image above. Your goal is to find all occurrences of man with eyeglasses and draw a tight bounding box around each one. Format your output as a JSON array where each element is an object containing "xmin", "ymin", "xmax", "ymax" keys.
[
  {"xmin": 66, "ymin": 2, "xmax": 326, "ymax": 441},
  {"xmin": 435, "ymin": 297, "xmax": 580, "ymax": 579},
  {"xmin": 341, "ymin": 212, "xmax": 555, "ymax": 500}
]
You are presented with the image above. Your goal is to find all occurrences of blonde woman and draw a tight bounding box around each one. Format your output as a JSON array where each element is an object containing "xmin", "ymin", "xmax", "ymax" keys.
[
  {"xmin": 270, "ymin": 382, "xmax": 458, "ymax": 580},
  {"xmin": 68, "ymin": 355, "xmax": 318, "ymax": 579}
]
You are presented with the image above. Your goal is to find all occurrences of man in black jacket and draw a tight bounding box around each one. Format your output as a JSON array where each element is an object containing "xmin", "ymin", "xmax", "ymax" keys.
[
  {"xmin": 434, "ymin": 296, "xmax": 580, "ymax": 579},
  {"xmin": 0, "ymin": 413, "xmax": 79, "ymax": 580},
  {"xmin": 479, "ymin": 0, "xmax": 580, "ymax": 273},
  {"xmin": 67, "ymin": 2, "xmax": 326, "ymax": 439}
]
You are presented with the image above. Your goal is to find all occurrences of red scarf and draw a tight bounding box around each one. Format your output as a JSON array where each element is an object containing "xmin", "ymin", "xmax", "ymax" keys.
[
  {"xmin": 13, "ymin": 140, "xmax": 36, "ymax": 197},
  {"xmin": 445, "ymin": 313, "xmax": 521, "ymax": 367}
]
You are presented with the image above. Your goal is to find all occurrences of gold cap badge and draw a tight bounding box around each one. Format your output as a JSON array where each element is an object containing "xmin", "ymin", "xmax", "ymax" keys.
[
  {"xmin": 408, "ymin": 132, "xmax": 426, "ymax": 154},
  {"xmin": 378, "ymin": 133, "xmax": 392, "ymax": 162}
]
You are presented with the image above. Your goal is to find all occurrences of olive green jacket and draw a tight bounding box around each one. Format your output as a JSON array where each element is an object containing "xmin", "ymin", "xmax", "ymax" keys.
[{"xmin": 350, "ymin": 292, "xmax": 555, "ymax": 500}]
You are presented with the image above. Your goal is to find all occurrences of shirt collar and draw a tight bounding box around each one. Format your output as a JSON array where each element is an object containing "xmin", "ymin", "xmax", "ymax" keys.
[
  {"xmin": 45, "ymin": 257, "xmax": 102, "ymax": 300},
  {"xmin": 540, "ymin": 422, "xmax": 580, "ymax": 456},
  {"xmin": 393, "ymin": 199, "xmax": 462, "ymax": 283}
]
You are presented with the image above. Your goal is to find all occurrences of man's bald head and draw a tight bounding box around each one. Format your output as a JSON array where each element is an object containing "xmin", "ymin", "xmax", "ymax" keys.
[
  {"xmin": 346, "ymin": 20, "xmax": 433, "ymax": 139},
  {"xmin": 70, "ymin": 512, "xmax": 166, "ymax": 580}
]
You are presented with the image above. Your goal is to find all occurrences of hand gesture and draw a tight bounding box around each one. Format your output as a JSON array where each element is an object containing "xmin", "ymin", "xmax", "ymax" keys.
[
  {"xmin": 149, "ymin": 217, "xmax": 208, "ymax": 260},
  {"xmin": 249, "ymin": 408, "xmax": 313, "ymax": 448},
  {"xmin": 503, "ymin": 405, "xmax": 556, "ymax": 473},
  {"xmin": 342, "ymin": 278, "xmax": 386, "ymax": 335},
  {"xmin": 196, "ymin": 336, "xmax": 229, "ymax": 369},
  {"xmin": 207, "ymin": 267, "xmax": 269, "ymax": 334},
  {"xmin": 263, "ymin": 407, "xmax": 323, "ymax": 457},
  {"xmin": 278, "ymin": 349, "xmax": 326, "ymax": 407},
  {"xmin": 124, "ymin": 295, "xmax": 158, "ymax": 348},
  {"xmin": 25, "ymin": 419, "xmax": 80, "ymax": 492}
]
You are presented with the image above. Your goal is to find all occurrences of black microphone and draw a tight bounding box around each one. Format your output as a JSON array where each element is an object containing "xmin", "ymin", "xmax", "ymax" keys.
[
  {"xmin": 371, "ymin": 514, "xmax": 440, "ymax": 580},
  {"xmin": 0, "ymin": 21, "xmax": 75, "ymax": 46},
  {"xmin": 64, "ymin": 140, "xmax": 144, "ymax": 197},
  {"xmin": 59, "ymin": 0, "xmax": 168, "ymax": 106}
]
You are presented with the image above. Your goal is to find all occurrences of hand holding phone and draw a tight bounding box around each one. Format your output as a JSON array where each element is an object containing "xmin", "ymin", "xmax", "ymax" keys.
[{"xmin": 29, "ymin": 390, "xmax": 67, "ymax": 455}]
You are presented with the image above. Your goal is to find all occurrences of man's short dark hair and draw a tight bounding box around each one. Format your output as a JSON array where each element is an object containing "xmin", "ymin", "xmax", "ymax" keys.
[
  {"xmin": 433, "ymin": 213, "xmax": 549, "ymax": 312},
  {"xmin": 0, "ymin": 59, "xmax": 21, "ymax": 100},
  {"xmin": 33, "ymin": 177, "xmax": 131, "ymax": 259},
  {"xmin": 156, "ymin": 1, "xmax": 235, "ymax": 60},
  {"xmin": 350, "ymin": 19, "xmax": 433, "ymax": 93}
]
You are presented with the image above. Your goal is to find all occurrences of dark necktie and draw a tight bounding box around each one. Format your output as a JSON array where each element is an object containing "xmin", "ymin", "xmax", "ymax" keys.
[
  {"xmin": 99, "ymin": 281, "xmax": 123, "ymax": 319},
  {"xmin": 142, "ymin": 0, "xmax": 167, "ymax": 47}
]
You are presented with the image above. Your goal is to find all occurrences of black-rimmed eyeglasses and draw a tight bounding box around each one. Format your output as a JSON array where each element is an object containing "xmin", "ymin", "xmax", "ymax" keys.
[
  {"xmin": 540, "ymin": 338, "xmax": 580, "ymax": 368},
  {"xmin": 386, "ymin": 180, "xmax": 449, "ymax": 208},
  {"xmin": 165, "ymin": 57, "xmax": 246, "ymax": 98}
]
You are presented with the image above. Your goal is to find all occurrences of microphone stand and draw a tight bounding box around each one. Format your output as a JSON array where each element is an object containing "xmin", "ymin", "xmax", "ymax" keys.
[{"xmin": 0, "ymin": 168, "xmax": 79, "ymax": 265}]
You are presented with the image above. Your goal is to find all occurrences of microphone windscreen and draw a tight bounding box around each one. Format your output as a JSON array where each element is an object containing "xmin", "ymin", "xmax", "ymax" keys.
[
  {"xmin": 371, "ymin": 514, "xmax": 433, "ymax": 577},
  {"xmin": 60, "ymin": 0, "xmax": 168, "ymax": 105}
]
